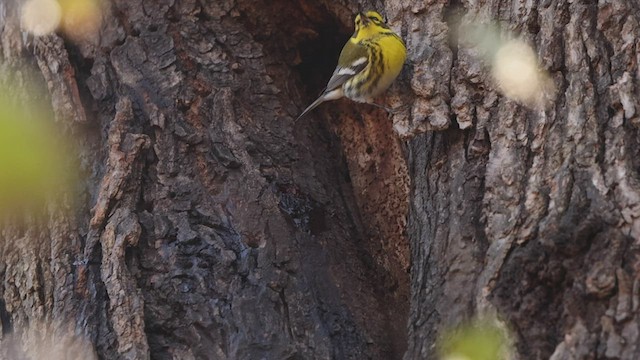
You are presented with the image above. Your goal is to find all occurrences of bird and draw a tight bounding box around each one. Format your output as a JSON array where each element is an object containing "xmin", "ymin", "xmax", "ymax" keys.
[{"xmin": 296, "ymin": 11, "xmax": 406, "ymax": 120}]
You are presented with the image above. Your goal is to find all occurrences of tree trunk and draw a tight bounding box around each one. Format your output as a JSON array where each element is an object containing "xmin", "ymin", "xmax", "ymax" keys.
[
  {"xmin": 0, "ymin": 0, "xmax": 639, "ymax": 360},
  {"xmin": 403, "ymin": 0, "xmax": 640, "ymax": 359}
]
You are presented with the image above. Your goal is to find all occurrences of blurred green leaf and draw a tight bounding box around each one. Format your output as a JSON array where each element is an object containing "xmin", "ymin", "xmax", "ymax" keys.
[
  {"xmin": 0, "ymin": 91, "xmax": 74, "ymax": 214},
  {"xmin": 439, "ymin": 319, "xmax": 509, "ymax": 360}
]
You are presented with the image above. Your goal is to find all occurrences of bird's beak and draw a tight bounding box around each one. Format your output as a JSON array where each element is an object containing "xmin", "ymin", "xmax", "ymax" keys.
[{"xmin": 359, "ymin": 12, "xmax": 370, "ymax": 24}]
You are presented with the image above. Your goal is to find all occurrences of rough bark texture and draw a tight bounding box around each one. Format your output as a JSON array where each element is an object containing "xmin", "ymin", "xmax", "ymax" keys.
[
  {"xmin": 2, "ymin": 0, "xmax": 408, "ymax": 359},
  {"xmin": 0, "ymin": 0, "xmax": 639, "ymax": 360},
  {"xmin": 402, "ymin": 0, "xmax": 640, "ymax": 359}
]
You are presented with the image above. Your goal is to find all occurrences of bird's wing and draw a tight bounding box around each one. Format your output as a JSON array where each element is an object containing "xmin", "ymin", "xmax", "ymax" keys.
[{"xmin": 323, "ymin": 40, "xmax": 369, "ymax": 93}]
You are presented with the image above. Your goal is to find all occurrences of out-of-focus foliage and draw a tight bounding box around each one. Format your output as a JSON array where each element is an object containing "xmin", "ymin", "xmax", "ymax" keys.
[
  {"xmin": 438, "ymin": 318, "xmax": 511, "ymax": 360},
  {"xmin": 0, "ymin": 85, "xmax": 76, "ymax": 217},
  {"xmin": 58, "ymin": 0, "xmax": 103, "ymax": 42},
  {"xmin": 0, "ymin": 321, "xmax": 97, "ymax": 360},
  {"xmin": 20, "ymin": 0, "xmax": 103, "ymax": 42},
  {"xmin": 462, "ymin": 23, "xmax": 556, "ymax": 109}
]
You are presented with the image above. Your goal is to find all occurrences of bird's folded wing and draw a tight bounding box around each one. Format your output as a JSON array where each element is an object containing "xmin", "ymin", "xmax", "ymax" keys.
[{"xmin": 324, "ymin": 42, "xmax": 369, "ymax": 93}]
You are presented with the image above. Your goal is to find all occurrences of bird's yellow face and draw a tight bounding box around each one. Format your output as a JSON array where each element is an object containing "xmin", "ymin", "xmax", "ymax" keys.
[{"xmin": 352, "ymin": 11, "xmax": 391, "ymax": 41}]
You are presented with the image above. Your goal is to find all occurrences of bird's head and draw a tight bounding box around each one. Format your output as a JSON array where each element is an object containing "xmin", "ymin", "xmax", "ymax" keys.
[{"xmin": 352, "ymin": 11, "xmax": 390, "ymax": 40}]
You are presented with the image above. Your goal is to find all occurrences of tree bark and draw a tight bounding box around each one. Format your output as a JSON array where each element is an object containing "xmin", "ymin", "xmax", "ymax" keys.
[
  {"xmin": 0, "ymin": 0, "xmax": 639, "ymax": 360},
  {"xmin": 2, "ymin": 0, "xmax": 409, "ymax": 359},
  {"xmin": 402, "ymin": 0, "xmax": 640, "ymax": 359}
]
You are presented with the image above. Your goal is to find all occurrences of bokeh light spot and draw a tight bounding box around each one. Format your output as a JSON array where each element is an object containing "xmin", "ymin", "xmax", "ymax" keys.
[
  {"xmin": 1, "ymin": 321, "xmax": 97, "ymax": 360},
  {"xmin": 59, "ymin": 0, "xmax": 103, "ymax": 42},
  {"xmin": 492, "ymin": 40, "xmax": 555, "ymax": 108},
  {"xmin": 460, "ymin": 24, "xmax": 557, "ymax": 109},
  {"xmin": 20, "ymin": 0, "xmax": 62, "ymax": 37}
]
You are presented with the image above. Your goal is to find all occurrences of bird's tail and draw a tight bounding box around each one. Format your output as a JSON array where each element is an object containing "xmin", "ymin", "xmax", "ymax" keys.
[{"xmin": 296, "ymin": 97, "xmax": 325, "ymax": 121}]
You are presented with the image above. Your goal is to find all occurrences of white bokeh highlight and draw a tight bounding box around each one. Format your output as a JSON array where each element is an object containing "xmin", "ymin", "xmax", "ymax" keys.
[
  {"xmin": 20, "ymin": 0, "xmax": 62, "ymax": 36},
  {"xmin": 492, "ymin": 40, "xmax": 555, "ymax": 108}
]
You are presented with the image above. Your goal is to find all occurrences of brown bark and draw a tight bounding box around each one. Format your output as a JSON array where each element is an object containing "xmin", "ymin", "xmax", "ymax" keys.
[
  {"xmin": 2, "ymin": 0, "xmax": 408, "ymax": 359},
  {"xmin": 402, "ymin": 0, "xmax": 640, "ymax": 359},
  {"xmin": 0, "ymin": 0, "xmax": 639, "ymax": 359}
]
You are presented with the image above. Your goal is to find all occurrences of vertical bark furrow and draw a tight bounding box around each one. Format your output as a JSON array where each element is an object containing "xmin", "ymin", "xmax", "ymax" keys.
[
  {"xmin": 2, "ymin": 0, "xmax": 639, "ymax": 359},
  {"xmin": 406, "ymin": 0, "xmax": 640, "ymax": 358}
]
